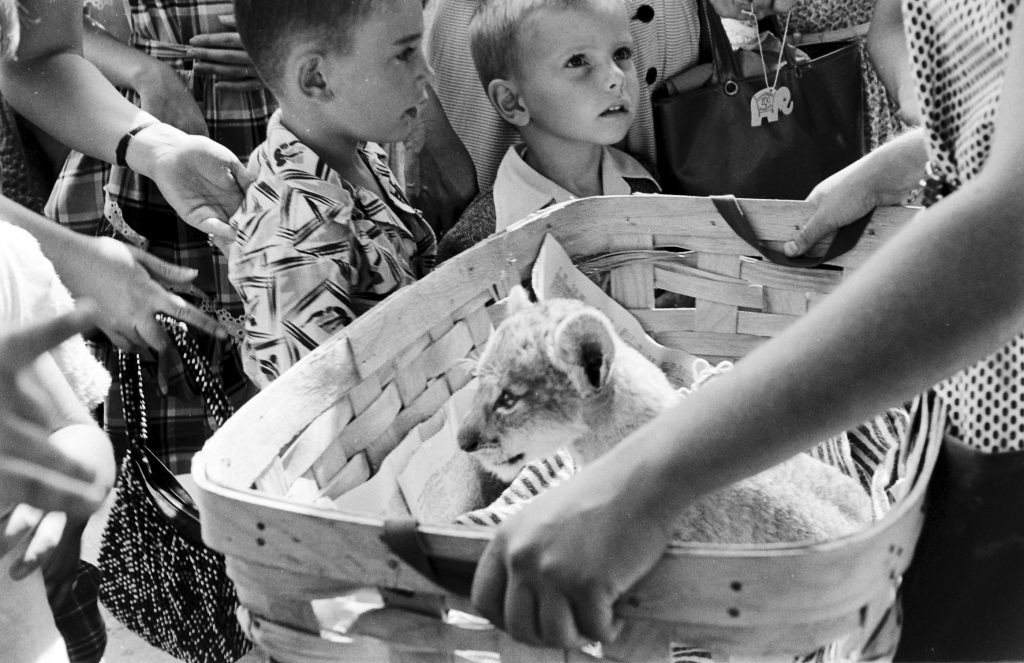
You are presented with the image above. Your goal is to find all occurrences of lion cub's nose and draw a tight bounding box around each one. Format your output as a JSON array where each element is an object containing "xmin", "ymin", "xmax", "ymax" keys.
[{"xmin": 458, "ymin": 429, "xmax": 481, "ymax": 452}]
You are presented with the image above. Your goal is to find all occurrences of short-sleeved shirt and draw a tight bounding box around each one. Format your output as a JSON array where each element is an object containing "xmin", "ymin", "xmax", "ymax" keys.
[
  {"xmin": 229, "ymin": 111, "xmax": 436, "ymax": 388},
  {"xmin": 428, "ymin": 0, "xmax": 700, "ymax": 189},
  {"xmin": 437, "ymin": 145, "xmax": 660, "ymax": 261}
]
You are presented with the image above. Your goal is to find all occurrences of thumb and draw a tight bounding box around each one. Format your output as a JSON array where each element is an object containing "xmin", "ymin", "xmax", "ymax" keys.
[
  {"xmin": 129, "ymin": 245, "xmax": 201, "ymax": 285},
  {"xmin": 784, "ymin": 214, "xmax": 839, "ymax": 258},
  {"xmin": 229, "ymin": 154, "xmax": 255, "ymax": 193},
  {"xmin": 1, "ymin": 302, "xmax": 99, "ymax": 371}
]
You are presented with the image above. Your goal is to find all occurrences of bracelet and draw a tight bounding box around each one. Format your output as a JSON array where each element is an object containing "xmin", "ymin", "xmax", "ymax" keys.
[{"xmin": 115, "ymin": 120, "xmax": 161, "ymax": 168}]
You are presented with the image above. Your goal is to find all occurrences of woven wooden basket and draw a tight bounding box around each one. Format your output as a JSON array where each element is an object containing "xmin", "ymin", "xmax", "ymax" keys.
[{"xmin": 194, "ymin": 195, "xmax": 941, "ymax": 662}]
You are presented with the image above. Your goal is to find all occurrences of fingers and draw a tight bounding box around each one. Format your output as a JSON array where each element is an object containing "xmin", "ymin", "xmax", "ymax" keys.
[
  {"xmin": 185, "ymin": 214, "xmax": 236, "ymax": 241},
  {"xmin": 188, "ymin": 32, "xmax": 247, "ymax": 52},
  {"xmin": 0, "ymin": 302, "xmax": 99, "ymax": 372},
  {"xmin": 159, "ymin": 292, "xmax": 228, "ymax": 340},
  {"xmin": 228, "ymin": 153, "xmax": 256, "ymax": 192},
  {"xmin": 213, "ymin": 79, "xmax": 264, "ymax": 93},
  {"xmin": 193, "ymin": 61, "xmax": 260, "ymax": 81},
  {"xmin": 576, "ymin": 591, "xmax": 623, "ymax": 645},
  {"xmin": 9, "ymin": 511, "xmax": 66, "ymax": 581},
  {"xmin": 472, "ymin": 536, "xmax": 510, "ymax": 630},
  {"xmin": 133, "ymin": 315, "xmax": 171, "ymax": 355},
  {"xmin": 129, "ymin": 245, "xmax": 200, "ymax": 286},
  {"xmin": 0, "ymin": 454, "xmax": 106, "ymax": 519}
]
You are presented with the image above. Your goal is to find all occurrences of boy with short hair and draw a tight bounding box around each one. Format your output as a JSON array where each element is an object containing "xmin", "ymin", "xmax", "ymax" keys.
[
  {"xmin": 230, "ymin": 0, "xmax": 437, "ymax": 388},
  {"xmin": 437, "ymin": 0, "xmax": 659, "ymax": 261}
]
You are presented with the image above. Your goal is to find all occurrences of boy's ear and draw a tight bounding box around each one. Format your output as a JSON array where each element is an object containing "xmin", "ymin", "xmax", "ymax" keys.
[
  {"xmin": 296, "ymin": 53, "xmax": 331, "ymax": 100},
  {"xmin": 487, "ymin": 78, "xmax": 529, "ymax": 127}
]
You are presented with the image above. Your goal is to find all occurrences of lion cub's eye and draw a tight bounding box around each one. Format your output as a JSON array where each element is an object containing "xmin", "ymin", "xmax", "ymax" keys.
[{"xmin": 495, "ymin": 389, "xmax": 520, "ymax": 411}]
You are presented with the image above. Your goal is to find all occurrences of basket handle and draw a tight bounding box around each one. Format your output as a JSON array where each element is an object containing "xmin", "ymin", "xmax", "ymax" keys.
[
  {"xmin": 710, "ymin": 194, "xmax": 871, "ymax": 268},
  {"xmin": 381, "ymin": 519, "xmax": 476, "ymax": 597}
]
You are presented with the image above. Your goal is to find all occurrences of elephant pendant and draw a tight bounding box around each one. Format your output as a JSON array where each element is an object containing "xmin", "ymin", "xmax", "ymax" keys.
[{"xmin": 750, "ymin": 85, "xmax": 794, "ymax": 127}]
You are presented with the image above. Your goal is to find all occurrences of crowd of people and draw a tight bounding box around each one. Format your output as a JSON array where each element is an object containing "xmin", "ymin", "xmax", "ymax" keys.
[{"xmin": 1, "ymin": 0, "xmax": 1021, "ymax": 661}]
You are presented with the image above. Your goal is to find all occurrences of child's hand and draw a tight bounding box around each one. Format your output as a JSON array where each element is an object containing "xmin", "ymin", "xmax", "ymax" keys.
[
  {"xmin": 135, "ymin": 60, "xmax": 209, "ymax": 137},
  {"xmin": 0, "ymin": 308, "xmax": 108, "ymax": 520},
  {"xmin": 187, "ymin": 18, "xmax": 262, "ymax": 94},
  {"xmin": 1, "ymin": 505, "xmax": 68, "ymax": 581}
]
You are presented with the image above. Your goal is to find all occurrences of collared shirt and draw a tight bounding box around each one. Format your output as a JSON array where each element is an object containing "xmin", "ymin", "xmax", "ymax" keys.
[
  {"xmin": 429, "ymin": 0, "xmax": 700, "ymax": 188},
  {"xmin": 493, "ymin": 144, "xmax": 660, "ymax": 232},
  {"xmin": 229, "ymin": 111, "xmax": 436, "ymax": 388},
  {"xmin": 436, "ymin": 144, "xmax": 660, "ymax": 262}
]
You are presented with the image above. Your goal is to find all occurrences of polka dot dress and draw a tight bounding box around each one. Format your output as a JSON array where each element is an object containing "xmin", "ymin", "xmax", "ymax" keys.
[{"xmin": 905, "ymin": 0, "xmax": 1023, "ymax": 453}]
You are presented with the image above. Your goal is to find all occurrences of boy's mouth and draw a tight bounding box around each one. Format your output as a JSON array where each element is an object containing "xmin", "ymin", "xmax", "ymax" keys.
[{"xmin": 600, "ymin": 102, "xmax": 630, "ymax": 117}]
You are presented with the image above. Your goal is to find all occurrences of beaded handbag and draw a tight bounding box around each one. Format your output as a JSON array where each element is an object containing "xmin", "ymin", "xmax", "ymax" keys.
[{"xmin": 97, "ymin": 316, "xmax": 251, "ymax": 663}]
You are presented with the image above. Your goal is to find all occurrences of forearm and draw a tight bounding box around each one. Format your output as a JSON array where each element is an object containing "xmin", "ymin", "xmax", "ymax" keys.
[
  {"xmin": 868, "ymin": 0, "xmax": 918, "ymax": 122},
  {"xmin": 0, "ymin": 51, "xmax": 156, "ymax": 166},
  {"xmin": 82, "ymin": 16, "xmax": 153, "ymax": 92},
  {"xmin": 861, "ymin": 126, "xmax": 928, "ymax": 198},
  {"xmin": 0, "ymin": 196, "xmax": 93, "ymax": 274},
  {"xmin": 611, "ymin": 181, "xmax": 1024, "ymax": 528}
]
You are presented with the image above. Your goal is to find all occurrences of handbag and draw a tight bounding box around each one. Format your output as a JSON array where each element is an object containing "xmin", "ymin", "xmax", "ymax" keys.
[
  {"xmin": 97, "ymin": 316, "xmax": 251, "ymax": 663},
  {"xmin": 652, "ymin": 0, "xmax": 865, "ymax": 199}
]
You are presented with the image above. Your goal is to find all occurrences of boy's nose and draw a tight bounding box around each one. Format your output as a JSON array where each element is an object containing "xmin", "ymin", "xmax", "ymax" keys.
[{"xmin": 606, "ymin": 62, "xmax": 626, "ymax": 90}]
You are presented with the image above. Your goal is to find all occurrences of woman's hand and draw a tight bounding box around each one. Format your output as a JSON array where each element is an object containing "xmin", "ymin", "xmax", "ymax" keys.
[
  {"xmin": 125, "ymin": 122, "xmax": 254, "ymax": 241},
  {"xmin": 187, "ymin": 17, "xmax": 262, "ymax": 93},
  {"xmin": 134, "ymin": 59, "xmax": 209, "ymax": 136},
  {"xmin": 0, "ymin": 307, "xmax": 109, "ymax": 519},
  {"xmin": 708, "ymin": 0, "xmax": 796, "ymax": 20},
  {"xmin": 59, "ymin": 236, "xmax": 229, "ymax": 351},
  {"xmin": 472, "ymin": 461, "xmax": 674, "ymax": 649},
  {"xmin": 786, "ymin": 129, "xmax": 928, "ymax": 257}
]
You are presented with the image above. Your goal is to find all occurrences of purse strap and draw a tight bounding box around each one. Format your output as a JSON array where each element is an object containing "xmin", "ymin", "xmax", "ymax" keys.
[
  {"xmin": 710, "ymin": 194, "xmax": 871, "ymax": 268},
  {"xmin": 700, "ymin": 0, "xmax": 800, "ymax": 87},
  {"xmin": 118, "ymin": 315, "xmax": 235, "ymax": 448}
]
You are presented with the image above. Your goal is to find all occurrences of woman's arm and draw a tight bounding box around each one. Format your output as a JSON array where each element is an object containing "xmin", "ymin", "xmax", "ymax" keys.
[
  {"xmin": 82, "ymin": 18, "xmax": 208, "ymax": 136},
  {"xmin": 471, "ymin": 13, "xmax": 1024, "ymax": 650},
  {"xmin": 1, "ymin": 195, "xmax": 227, "ymax": 348},
  {"xmin": 0, "ymin": 0, "xmax": 251, "ymax": 238},
  {"xmin": 868, "ymin": 0, "xmax": 920, "ymax": 125}
]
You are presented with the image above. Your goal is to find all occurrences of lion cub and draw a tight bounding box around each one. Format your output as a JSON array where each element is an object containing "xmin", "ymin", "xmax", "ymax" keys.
[{"xmin": 458, "ymin": 286, "xmax": 872, "ymax": 543}]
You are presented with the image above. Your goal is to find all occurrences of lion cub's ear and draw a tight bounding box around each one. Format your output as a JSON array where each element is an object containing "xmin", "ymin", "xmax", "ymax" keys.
[
  {"xmin": 550, "ymin": 310, "xmax": 616, "ymax": 394},
  {"xmin": 506, "ymin": 285, "xmax": 534, "ymax": 315}
]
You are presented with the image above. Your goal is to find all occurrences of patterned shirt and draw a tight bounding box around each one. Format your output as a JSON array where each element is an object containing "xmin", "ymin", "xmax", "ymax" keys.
[{"xmin": 230, "ymin": 111, "xmax": 436, "ymax": 388}]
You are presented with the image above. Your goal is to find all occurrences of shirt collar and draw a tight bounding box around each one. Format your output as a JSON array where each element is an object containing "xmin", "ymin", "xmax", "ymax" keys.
[{"xmin": 492, "ymin": 144, "xmax": 657, "ymax": 232}]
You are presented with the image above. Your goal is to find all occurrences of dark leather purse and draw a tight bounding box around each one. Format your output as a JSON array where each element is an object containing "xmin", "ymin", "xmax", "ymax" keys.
[
  {"xmin": 652, "ymin": 0, "xmax": 865, "ymax": 199},
  {"xmin": 97, "ymin": 317, "xmax": 251, "ymax": 663}
]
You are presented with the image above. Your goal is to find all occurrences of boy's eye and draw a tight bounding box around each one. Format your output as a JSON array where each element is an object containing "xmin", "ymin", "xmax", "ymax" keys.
[
  {"xmin": 614, "ymin": 46, "xmax": 633, "ymax": 62},
  {"xmin": 565, "ymin": 53, "xmax": 588, "ymax": 68},
  {"xmin": 495, "ymin": 390, "xmax": 520, "ymax": 411},
  {"xmin": 397, "ymin": 46, "xmax": 417, "ymax": 62}
]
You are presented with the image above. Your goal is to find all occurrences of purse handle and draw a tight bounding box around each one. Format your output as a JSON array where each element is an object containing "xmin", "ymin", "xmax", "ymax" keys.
[
  {"xmin": 116, "ymin": 316, "xmax": 236, "ymax": 542},
  {"xmin": 699, "ymin": 0, "xmax": 801, "ymax": 90},
  {"xmin": 711, "ymin": 195, "xmax": 872, "ymax": 268}
]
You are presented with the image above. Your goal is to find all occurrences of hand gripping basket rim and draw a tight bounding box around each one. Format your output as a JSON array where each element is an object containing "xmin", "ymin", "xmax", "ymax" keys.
[{"xmin": 193, "ymin": 194, "xmax": 940, "ymax": 660}]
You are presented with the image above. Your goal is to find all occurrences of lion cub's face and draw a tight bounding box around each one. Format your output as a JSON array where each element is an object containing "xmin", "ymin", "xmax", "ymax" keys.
[{"xmin": 458, "ymin": 287, "xmax": 616, "ymax": 482}]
